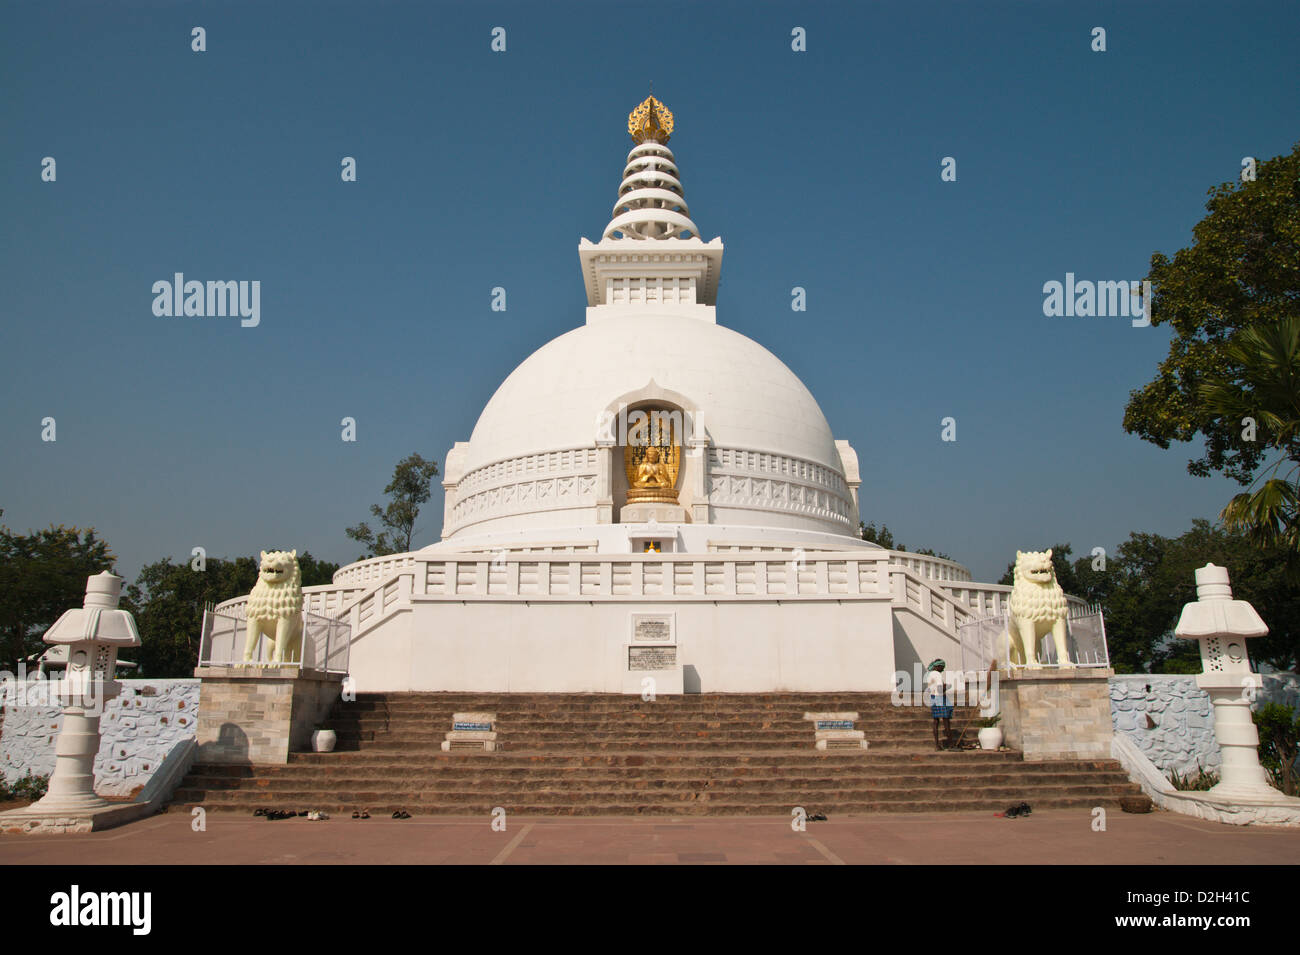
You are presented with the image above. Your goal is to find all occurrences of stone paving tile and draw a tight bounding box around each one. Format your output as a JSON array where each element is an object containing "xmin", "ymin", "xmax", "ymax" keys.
[{"xmin": 0, "ymin": 810, "xmax": 1297, "ymax": 864}]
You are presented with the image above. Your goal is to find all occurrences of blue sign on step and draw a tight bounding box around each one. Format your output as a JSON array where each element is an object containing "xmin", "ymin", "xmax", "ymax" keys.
[{"xmin": 815, "ymin": 720, "xmax": 854, "ymax": 730}]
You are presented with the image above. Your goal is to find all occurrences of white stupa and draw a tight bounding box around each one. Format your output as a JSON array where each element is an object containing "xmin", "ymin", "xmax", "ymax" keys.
[{"xmin": 221, "ymin": 97, "xmax": 1070, "ymax": 692}]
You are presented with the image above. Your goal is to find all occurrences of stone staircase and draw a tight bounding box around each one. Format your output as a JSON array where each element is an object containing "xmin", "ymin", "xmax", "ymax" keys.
[{"xmin": 172, "ymin": 693, "xmax": 1142, "ymax": 815}]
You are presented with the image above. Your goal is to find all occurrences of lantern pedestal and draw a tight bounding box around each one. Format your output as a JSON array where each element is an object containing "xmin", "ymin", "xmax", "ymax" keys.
[
  {"xmin": 1157, "ymin": 563, "xmax": 1300, "ymax": 826},
  {"xmin": 1198, "ymin": 676, "xmax": 1276, "ymax": 798},
  {"xmin": 38, "ymin": 703, "xmax": 114, "ymax": 812},
  {"xmin": 0, "ymin": 572, "xmax": 160, "ymax": 834}
]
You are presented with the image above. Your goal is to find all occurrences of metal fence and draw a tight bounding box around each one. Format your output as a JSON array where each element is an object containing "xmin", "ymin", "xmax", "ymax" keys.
[
  {"xmin": 959, "ymin": 608, "xmax": 1110, "ymax": 672},
  {"xmin": 199, "ymin": 604, "xmax": 350, "ymax": 674}
]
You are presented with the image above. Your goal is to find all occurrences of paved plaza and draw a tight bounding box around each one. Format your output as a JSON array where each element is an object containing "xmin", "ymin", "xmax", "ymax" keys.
[{"xmin": 1, "ymin": 809, "xmax": 1296, "ymax": 865}]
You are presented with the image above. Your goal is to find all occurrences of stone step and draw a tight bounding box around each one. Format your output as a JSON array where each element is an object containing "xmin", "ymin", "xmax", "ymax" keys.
[
  {"xmin": 174, "ymin": 691, "xmax": 1126, "ymax": 817},
  {"xmin": 179, "ymin": 772, "xmax": 1136, "ymax": 794},
  {"xmin": 338, "ymin": 698, "xmax": 969, "ymax": 710},
  {"xmin": 286, "ymin": 749, "xmax": 1035, "ymax": 764},
  {"xmin": 335, "ymin": 702, "xmax": 971, "ymax": 714},
  {"xmin": 325, "ymin": 712, "xmax": 973, "ymax": 725},
  {"xmin": 172, "ymin": 787, "xmax": 1139, "ymax": 814},
  {"xmin": 308, "ymin": 740, "xmax": 970, "ymax": 754},
  {"xmin": 232, "ymin": 755, "xmax": 1124, "ymax": 775},
  {"xmin": 325, "ymin": 733, "xmax": 978, "ymax": 745}
]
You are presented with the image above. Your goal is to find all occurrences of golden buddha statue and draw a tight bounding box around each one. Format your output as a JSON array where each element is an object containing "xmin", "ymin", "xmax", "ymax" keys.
[
  {"xmin": 635, "ymin": 446, "xmax": 671, "ymax": 488},
  {"xmin": 624, "ymin": 412, "xmax": 681, "ymax": 506}
]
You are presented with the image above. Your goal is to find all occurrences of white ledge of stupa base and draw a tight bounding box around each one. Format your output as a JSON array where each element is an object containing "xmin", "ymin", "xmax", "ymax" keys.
[
  {"xmin": 579, "ymin": 236, "xmax": 722, "ymax": 251},
  {"xmin": 1111, "ymin": 734, "xmax": 1300, "ymax": 827},
  {"xmin": 444, "ymin": 730, "xmax": 498, "ymax": 742},
  {"xmin": 452, "ymin": 712, "xmax": 497, "ymax": 724},
  {"xmin": 804, "ymin": 711, "xmax": 860, "ymax": 722},
  {"xmin": 586, "ymin": 304, "xmax": 716, "ymax": 324},
  {"xmin": 622, "ymin": 503, "xmax": 689, "ymax": 525},
  {"xmin": 1163, "ymin": 788, "xmax": 1300, "ymax": 827}
]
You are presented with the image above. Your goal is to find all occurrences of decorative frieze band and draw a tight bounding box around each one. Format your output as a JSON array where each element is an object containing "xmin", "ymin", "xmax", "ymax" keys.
[
  {"xmin": 707, "ymin": 447, "xmax": 848, "ymax": 494},
  {"xmin": 451, "ymin": 473, "xmax": 599, "ymax": 532},
  {"xmin": 706, "ymin": 447, "xmax": 853, "ymax": 528},
  {"xmin": 456, "ymin": 447, "xmax": 601, "ymax": 496}
]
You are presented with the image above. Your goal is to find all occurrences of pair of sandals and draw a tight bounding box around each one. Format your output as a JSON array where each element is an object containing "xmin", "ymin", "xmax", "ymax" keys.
[
  {"xmin": 254, "ymin": 808, "xmax": 298, "ymax": 820},
  {"xmin": 392, "ymin": 810, "xmax": 411, "ymax": 819},
  {"xmin": 351, "ymin": 809, "xmax": 371, "ymax": 819},
  {"xmin": 997, "ymin": 802, "xmax": 1033, "ymax": 818}
]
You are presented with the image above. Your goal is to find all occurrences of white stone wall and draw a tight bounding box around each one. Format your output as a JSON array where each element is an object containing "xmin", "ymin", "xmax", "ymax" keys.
[
  {"xmin": 1108, "ymin": 671, "xmax": 1298, "ymax": 779},
  {"xmin": 0, "ymin": 679, "xmax": 199, "ymax": 797},
  {"xmin": 1109, "ymin": 675, "xmax": 1220, "ymax": 777}
]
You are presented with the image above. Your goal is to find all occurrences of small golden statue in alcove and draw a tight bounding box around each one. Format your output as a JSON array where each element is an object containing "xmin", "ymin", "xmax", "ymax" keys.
[{"xmin": 624, "ymin": 409, "xmax": 681, "ymax": 505}]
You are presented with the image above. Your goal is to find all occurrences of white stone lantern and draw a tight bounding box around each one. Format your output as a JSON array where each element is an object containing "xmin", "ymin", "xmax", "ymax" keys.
[
  {"xmin": 32, "ymin": 572, "xmax": 141, "ymax": 812},
  {"xmin": 1173, "ymin": 563, "xmax": 1273, "ymax": 798}
]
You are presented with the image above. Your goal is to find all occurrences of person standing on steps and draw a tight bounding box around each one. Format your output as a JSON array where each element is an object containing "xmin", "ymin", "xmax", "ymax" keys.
[{"xmin": 925, "ymin": 659, "xmax": 955, "ymax": 750}]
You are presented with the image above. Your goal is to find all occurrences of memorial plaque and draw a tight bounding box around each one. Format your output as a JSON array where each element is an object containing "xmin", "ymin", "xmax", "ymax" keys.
[
  {"xmin": 815, "ymin": 720, "xmax": 855, "ymax": 731},
  {"xmin": 632, "ymin": 615, "xmax": 674, "ymax": 643},
  {"xmin": 628, "ymin": 645, "xmax": 678, "ymax": 671},
  {"xmin": 453, "ymin": 722, "xmax": 493, "ymax": 732}
]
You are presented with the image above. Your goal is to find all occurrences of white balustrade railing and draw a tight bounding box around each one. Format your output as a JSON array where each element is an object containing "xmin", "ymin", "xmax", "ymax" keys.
[
  {"xmin": 942, "ymin": 582, "xmax": 1090, "ymax": 619},
  {"xmin": 209, "ymin": 552, "xmax": 1094, "ymax": 653},
  {"xmin": 883, "ymin": 551, "xmax": 973, "ymax": 583},
  {"xmin": 413, "ymin": 552, "xmax": 893, "ymax": 600},
  {"xmin": 330, "ymin": 554, "xmax": 418, "ymax": 587}
]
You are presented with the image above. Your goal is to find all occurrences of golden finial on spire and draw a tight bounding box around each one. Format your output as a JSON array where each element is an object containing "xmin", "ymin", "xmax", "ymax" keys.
[{"xmin": 628, "ymin": 94, "xmax": 673, "ymax": 144}]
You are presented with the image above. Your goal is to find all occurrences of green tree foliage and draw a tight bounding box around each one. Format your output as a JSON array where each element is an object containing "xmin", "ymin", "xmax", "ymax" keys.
[
  {"xmin": 1253, "ymin": 703, "xmax": 1299, "ymax": 795},
  {"xmin": 1200, "ymin": 315, "xmax": 1300, "ymax": 576},
  {"xmin": 0, "ymin": 522, "xmax": 115, "ymax": 672},
  {"xmin": 124, "ymin": 552, "xmax": 339, "ymax": 678},
  {"xmin": 859, "ymin": 521, "xmax": 898, "ymax": 549},
  {"xmin": 1123, "ymin": 141, "xmax": 1300, "ymax": 484},
  {"xmin": 346, "ymin": 453, "xmax": 441, "ymax": 558},
  {"xmin": 858, "ymin": 521, "xmax": 951, "ymax": 560}
]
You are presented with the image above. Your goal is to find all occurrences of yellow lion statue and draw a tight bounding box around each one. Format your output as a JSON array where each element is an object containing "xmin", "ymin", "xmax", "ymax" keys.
[
  {"xmin": 243, "ymin": 550, "xmax": 304, "ymax": 665},
  {"xmin": 1003, "ymin": 549, "xmax": 1072, "ymax": 668}
]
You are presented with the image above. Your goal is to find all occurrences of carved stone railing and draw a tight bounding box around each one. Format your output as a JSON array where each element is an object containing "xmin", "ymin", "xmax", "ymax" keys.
[
  {"xmin": 889, "ymin": 567, "xmax": 976, "ymax": 634},
  {"xmin": 941, "ymin": 582, "xmax": 1090, "ymax": 619},
  {"xmin": 415, "ymin": 552, "xmax": 892, "ymax": 601},
  {"xmin": 214, "ymin": 583, "xmax": 365, "ymax": 621},
  {"xmin": 883, "ymin": 551, "xmax": 973, "ymax": 583},
  {"xmin": 331, "ymin": 554, "xmax": 417, "ymax": 587},
  {"xmin": 213, "ymin": 551, "xmax": 1090, "ymax": 655}
]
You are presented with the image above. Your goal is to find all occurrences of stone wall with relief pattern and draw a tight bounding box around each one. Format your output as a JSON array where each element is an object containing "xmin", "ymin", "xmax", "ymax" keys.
[{"xmin": 0, "ymin": 679, "xmax": 199, "ymax": 797}]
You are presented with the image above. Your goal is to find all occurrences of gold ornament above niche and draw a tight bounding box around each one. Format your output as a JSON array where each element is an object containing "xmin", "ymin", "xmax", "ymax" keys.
[
  {"xmin": 624, "ymin": 408, "xmax": 681, "ymax": 504},
  {"xmin": 629, "ymin": 95, "xmax": 673, "ymax": 144}
]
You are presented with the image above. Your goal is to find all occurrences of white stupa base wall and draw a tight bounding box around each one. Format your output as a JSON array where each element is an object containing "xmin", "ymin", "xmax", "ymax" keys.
[{"xmin": 347, "ymin": 597, "xmax": 896, "ymax": 693}]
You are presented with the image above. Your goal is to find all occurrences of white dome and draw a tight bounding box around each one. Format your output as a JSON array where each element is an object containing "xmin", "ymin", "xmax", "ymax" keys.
[{"xmin": 463, "ymin": 312, "xmax": 840, "ymax": 474}]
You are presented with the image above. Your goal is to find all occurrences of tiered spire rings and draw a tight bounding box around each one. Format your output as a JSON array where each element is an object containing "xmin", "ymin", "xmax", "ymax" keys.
[{"xmin": 603, "ymin": 96, "xmax": 699, "ymax": 240}]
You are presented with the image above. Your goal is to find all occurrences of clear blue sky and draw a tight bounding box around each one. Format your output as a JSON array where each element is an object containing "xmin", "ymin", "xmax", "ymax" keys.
[{"xmin": 2, "ymin": 0, "xmax": 1297, "ymax": 584}]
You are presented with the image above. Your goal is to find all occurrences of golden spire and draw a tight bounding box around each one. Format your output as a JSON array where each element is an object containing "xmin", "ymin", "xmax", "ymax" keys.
[{"xmin": 628, "ymin": 94, "xmax": 673, "ymax": 144}]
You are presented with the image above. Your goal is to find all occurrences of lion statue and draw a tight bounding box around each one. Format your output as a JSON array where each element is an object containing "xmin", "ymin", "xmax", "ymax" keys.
[
  {"xmin": 1002, "ymin": 549, "xmax": 1072, "ymax": 668},
  {"xmin": 243, "ymin": 550, "xmax": 304, "ymax": 665}
]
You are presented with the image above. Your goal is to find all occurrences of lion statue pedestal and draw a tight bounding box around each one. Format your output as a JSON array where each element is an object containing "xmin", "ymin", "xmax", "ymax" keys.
[{"xmin": 243, "ymin": 550, "xmax": 304, "ymax": 666}]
